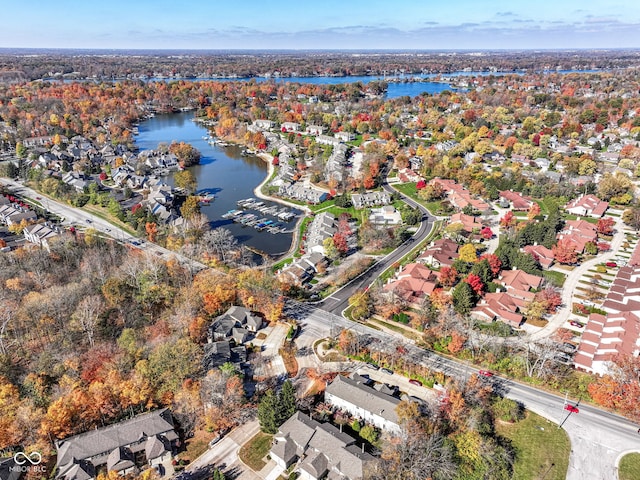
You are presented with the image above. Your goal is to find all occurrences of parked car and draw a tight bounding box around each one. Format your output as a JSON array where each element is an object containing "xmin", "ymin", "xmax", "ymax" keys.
[
  {"xmin": 605, "ymin": 262, "xmax": 617, "ymax": 267},
  {"xmin": 381, "ymin": 368, "xmax": 394, "ymax": 375},
  {"xmin": 564, "ymin": 404, "xmax": 579, "ymax": 413},
  {"xmin": 478, "ymin": 370, "xmax": 493, "ymax": 377},
  {"xmin": 570, "ymin": 320, "xmax": 585, "ymax": 328},
  {"xmin": 408, "ymin": 379, "xmax": 422, "ymax": 386}
]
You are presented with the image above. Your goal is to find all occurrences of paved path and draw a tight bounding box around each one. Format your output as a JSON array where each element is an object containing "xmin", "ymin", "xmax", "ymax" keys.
[{"xmin": 529, "ymin": 215, "xmax": 628, "ymax": 341}]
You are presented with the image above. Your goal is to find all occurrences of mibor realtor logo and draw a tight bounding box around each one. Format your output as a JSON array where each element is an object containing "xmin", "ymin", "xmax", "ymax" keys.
[{"xmin": 10, "ymin": 452, "xmax": 46, "ymax": 474}]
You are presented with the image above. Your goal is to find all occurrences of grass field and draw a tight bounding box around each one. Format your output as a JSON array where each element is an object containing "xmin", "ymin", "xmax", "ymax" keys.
[
  {"xmin": 495, "ymin": 412, "xmax": 570, "ymax": 480},
  {"xmin": 238, "ymin": 432, "xmax": 273, "ymax": 471},
  {"xmin": 619, "ymin": 453, "xmax": 640, "ymax": 480}
]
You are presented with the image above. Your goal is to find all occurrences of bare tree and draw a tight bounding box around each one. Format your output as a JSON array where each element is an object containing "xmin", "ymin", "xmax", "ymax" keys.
[
  {"xmin": 201, "ymin": 228, "xmax": 239, "ymax": 264},
  {"xmin": 72, "ymin": 295, "xmax": 105, "ymax": 347}
]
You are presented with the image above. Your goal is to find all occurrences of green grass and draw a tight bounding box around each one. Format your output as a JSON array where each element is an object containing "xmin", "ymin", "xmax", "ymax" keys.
[
  {"xmin": 542, "ymin": 270, "xmax": 567, "ymax": 287},
  {"xmin": 495, "ymin": 411, "xmax": 570, "ymax": 480},
  {"xmin": 238, "ymin": 432, "xmax": 273, "ymax": 471},
  {"xmin": 619, "ymin": 452, "xmax": 640, "ymax": 480}
]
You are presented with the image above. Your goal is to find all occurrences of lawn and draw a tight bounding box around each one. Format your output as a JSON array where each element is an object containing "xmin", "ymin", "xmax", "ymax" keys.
[
  {"xmin": 542, "ymin": 270, "xmax": 567, "ymax": 287},
  {"xmin": 619, "ymin": 452, "xmax": 640, "ymax": 480},
  {"xmin": 238, "ymin": 432, "xmax": 273, "ymax": 471},
  {"xmin": 495, "ymin": 411, "xmax": 570, "ymax": 480}
]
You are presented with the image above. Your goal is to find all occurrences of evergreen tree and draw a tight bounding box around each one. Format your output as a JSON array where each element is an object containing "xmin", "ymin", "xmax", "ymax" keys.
[
  {"xmin": 212, "ymin": 470, "xmax": 226, "ymax": 480},
  {"xmin": 257, "ymin": 390, "xmax": 278, "ymax": 434},
  {"xmin": 452, "ymin": 281, "xmax": 476, "ymax": 315},
  {"xmin": 278, "ymin": 380, "xmax": 297, "ymax": 424}
]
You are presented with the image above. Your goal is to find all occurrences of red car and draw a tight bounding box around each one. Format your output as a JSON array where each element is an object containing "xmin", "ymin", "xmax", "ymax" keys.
[
  {"xmin": 478, "ymin": 370, "xmax": 493, "ymax": 377},
  {"xmin": 564, "ymin": 404, "xmax": 579, "ymax": 413},
  {"xmin": 605, "ymin": 262, "xmax": 617, "ymax": 268},
  {"xmin": 409, "ymin": 379, "xmax": 422, "ymax": 386},
  {"xmin": 570, "ymin": 320, "xmax": 584, "ymax": 328}
]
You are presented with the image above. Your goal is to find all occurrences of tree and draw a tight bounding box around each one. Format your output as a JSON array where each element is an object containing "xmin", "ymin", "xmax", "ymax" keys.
[
  {"xmin": 598, "ymin": 172, "xmax": 633, "ymax": 202},
  {"xmin": 180, "ymin": 195, "xmax": 201, "ymax": 220},
  {"xmin": 438, "ymin": 266, "xmax": 458, "ymax": 288},
  {"xmin": 323, "ymin": 237, "xmax": 339, "ymax": 260},
  {"xmin": 169, "ymin": 141, "xmax": 201, "ymax": 167},
  {"xmin": 174, "ymin": 170, "xmax": 198, "ymax": 194},
  {"xmin": 145, "ymin": 222, "xmax": 158, "ymax": 242},
  {"xmin": 257, "ymin": 389, "xmax": 278, "ymax": 434},
  {"xmin": 464, "ymin": 273, "xmax": 484, "ymax": 296},
  {"xmin": 622, "ymin": 207, "xmax": 640, "ymax": 230},
  {"xmin": 536, "ymin": 286, "xmax": 562, "ymax": 313},
  {"xmin": 479, "ymin": 253, "xmax": 502, "ymax": 276},
  {"xmin": 527, "ymin": 203, "xmax": 541, "ymax": 221},
  {"xmin": 333, "ymin": 232, "xmax": 348, "ymax": 255},
  {"xmin": 552, "ymin": 238, "xmax": 578, "ymax": 264},
  {"xmin": 458, "ymin": 243, "xmax": 477, "ymax": 263},
  {"xmin": 480, "ymin": 226, "xmax": 493, "ymax": 240},
  {"xmin": 452, "ymin": 281, "xmax": 476, "ymax": 315},
  {"xmin": 596, "ymin": 217, "xmax": 615, "ymax": 236},
  {"xmin": 500, "ymin": 211, "xmax": 516, "ymax": 229},
  {"xmin": 278, "ymin": 380, "xmax": 296, "ymax": 424}
]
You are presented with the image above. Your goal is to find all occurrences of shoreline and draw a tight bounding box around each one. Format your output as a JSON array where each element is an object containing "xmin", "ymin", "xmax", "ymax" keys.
[{"xmin": 253, "ymin": 152, "xmax": 310, "ymax": 262}]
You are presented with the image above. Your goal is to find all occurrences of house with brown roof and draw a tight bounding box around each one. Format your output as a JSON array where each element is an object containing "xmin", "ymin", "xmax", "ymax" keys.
[
  {"xmin": 573, "ymin": 312, "xmax": 640, "ymax": 375},
  {"xmin": 499, "ymin": 190, "xmax": 534, "ymax": 211},
  {"xmin": 556, "ymin": 219, "xmax": 598, "ymax": 254},
  {"xmin": 429, "ymin": 178, "xmax": 490, "ymax": 212},
  {"xmin": 574, "ymin": 255, "xmax": 640, "ymax": 375},
  {"xmin": 419, "ymin": 238, "xmax": 459, "ymax": 268},
  {"xmin": 449, "ymin": 212, "xmax": 483, "ymax": 234},
  {"xmin": 497, "ymin": 269, "xmax": 543, "ymax": 302},
  {"xmin": 565, "ymin": 194, "xmax": 609, "ymax": 218},
  {"xmin": 471, "ymin": 292, "xmax": 524, "ymax": 327},
  {"xmin": 383, "ymin": 263, "xmax": 438, "ymax": 307},
  {"xmin": 523, "ymin": 244, "xmax": 555, "ymax": 269}
]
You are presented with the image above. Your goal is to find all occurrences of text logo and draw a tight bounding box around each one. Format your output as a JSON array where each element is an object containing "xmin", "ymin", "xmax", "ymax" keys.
[{"xmin": 13, "ymin": 452, "xmax": 42, "ymax": 466}]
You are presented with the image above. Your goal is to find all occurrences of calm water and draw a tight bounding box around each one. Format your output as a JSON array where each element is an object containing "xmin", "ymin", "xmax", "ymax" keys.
[{"xmin": 135, "ymin": 112, "xmax": 299, "ymax": 257}]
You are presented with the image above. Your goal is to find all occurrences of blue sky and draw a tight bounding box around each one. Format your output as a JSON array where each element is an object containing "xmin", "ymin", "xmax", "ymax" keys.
[{"xmin": 3, "ymin": 0, "xmax": 640, "ymax": 50}]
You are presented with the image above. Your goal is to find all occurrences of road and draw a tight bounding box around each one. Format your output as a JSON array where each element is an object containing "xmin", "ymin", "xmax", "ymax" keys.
[
  {"xmin": 317, "ymin": 176, "xmax": 437, "ymax": 315},
  {"xmin": 285, "ymin": 300, "xmax": 640, "ymax": 480},
  {"xmin": 0, "ymin": 177, "xmax": 206, "ymax": 271}
]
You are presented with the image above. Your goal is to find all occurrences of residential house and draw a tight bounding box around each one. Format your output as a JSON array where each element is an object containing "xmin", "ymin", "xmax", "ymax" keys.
[
  {"xmin": 471, "ymin": 292, "xmax": 525, "ymax": 327},
  {"xmin": 430, "ymin": 178, "xmax": 490, "ymax": 212},
  {"xmin": 449, "ymin": 212, "xmax": 483, "ymax": 234},
  {"xmin": 62, "ymin": 172, "xmax": 91, "ymax": 192},
  {"xmin": 565, "ymin": 195, "xmax": 609, "ymax": 218},
  {"xmin": 573, "ymin": 311, "xmax": 640, "ymax": 375},
  {"xmin": 418, "ymin": 238, "xmax": 459, "ymax": 268},
  {"xmin": 497, "ymin": 269, "xmax": 543, "ymax": 302},
  {"xmin": 207, "ymin": 305, "xmax": 263, "ymax": 343},
  {"xmin": 369, "ymin": 205, "xmax": 402, "ymax": 225},
  {"xmin": 556, "ymin": 219, "xmax": 598, "ymax": 254},
  {"xmin": 316, "ymin": 135, "xmax": 341, "ymax": 147},
  {"xmin": 270, "ymin": 412, "xmax": 375, "ymax": 480},
  {"xmin": 279, "ymin": 183, "xmax": 328, "ymax": 204},
  {"xmin": 499, "ymin": 190, "xmax": 534, "ymax": 211},
  {"xmin": 253, "ymin": 119, "xmax": 275, "ymax": 130},
  {"xmin": 202, "ymin": 340, "xmax": 247, "ymax": 371},
  {"xmin": 305, "ymin": 212, "xmax": 337, "ymax": 255},
  {"xmin": 55, "ymin": 409, "xmax": 178, "ymax": 480},
  {"xmin": 281, "ymin": 122, "xmax": 301, "ymax": 132},
  {"xmin": 351, "ymin": 191, "xmax": 392, "ymax": 209},
  {"xmin": 523, "ymin": 244, "xmax": 555, "ymax": 269},
  {"xmin": 324, "ymin": 374, "xmax": 401, "ymax": 434},
  {"xmin": 23, "ymin": 223, "xmax": 60, "ymax": 250},
  {"xmin": 279, "ymin": 252, "xmax": 327, "ymax": 286},
  {"xmin": 305, "ymin": 125, "xmax": 324, "ymax": 136},
  {"xmin": 383, "ymin": 263, "xmax": 438, "ymax": 308},
  {"xmin": 335, "ymin": 131, "xmax": 355, "ymax": 142}
]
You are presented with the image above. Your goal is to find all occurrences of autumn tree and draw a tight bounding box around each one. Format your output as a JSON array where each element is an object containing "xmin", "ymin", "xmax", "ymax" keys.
[
  {"xmin": 458, "ymin": 243, "xmax": 477, "ymax": 263},
  {"xmin": 180, "ymin": 195, "xmax": 201, "ymax": 220},
  {"xmin": 527, "ymin": 203, "xmax": 541, "ymax": 221},
  {"xmin": 438, "ymin": 266, "xmax": 458, "ymax": 288},
  {"xmin": 174, "ymin": 170, "xmax": 198, "ymax": 194},
  {"xmin": 552, "ymin": 238, "xmax": 578, "ymax": 264},
  {"xmin": 169, "ymin": 141, "xmax": 201, "ymax": 167},
  {"xmin": 499, "ymin": 210, "xmax": 516, "ymax": 229},
  {"xmin": 349, "ymin": 290, "xmax": 373, "ymax": 319},
  {"xmin": 596, "ymin": 217, "xmax": 615, "ymax": 236},
  {"xmin": 145, "ymin": 222, "xmax": 158, "ymax": 242}
]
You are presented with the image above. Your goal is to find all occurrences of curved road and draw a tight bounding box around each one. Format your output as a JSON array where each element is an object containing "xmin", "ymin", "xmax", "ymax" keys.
[{"xmin": 318, "ymin": 176, "xmax": 437, "ymax": 315}]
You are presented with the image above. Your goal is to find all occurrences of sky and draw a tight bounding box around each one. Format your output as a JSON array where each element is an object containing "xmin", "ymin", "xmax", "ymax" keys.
[{"xmin": 3, "ymin": 0, "xmax": 640, "ymax": 50}]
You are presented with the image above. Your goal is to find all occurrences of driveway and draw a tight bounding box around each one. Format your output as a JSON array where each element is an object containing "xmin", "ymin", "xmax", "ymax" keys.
[
  {"xmin": 253, "ymin": 323, "xmax": 289, "ymax": 379},
  {"xmin": 529, "ymin": 215, "xmax": 629, "ymax": 341}
]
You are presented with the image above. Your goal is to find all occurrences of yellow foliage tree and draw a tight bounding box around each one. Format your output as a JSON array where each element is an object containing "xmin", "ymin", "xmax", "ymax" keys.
[{"xmin": 458, "ymin": 243, "xmax": 477, "ymax": 263}]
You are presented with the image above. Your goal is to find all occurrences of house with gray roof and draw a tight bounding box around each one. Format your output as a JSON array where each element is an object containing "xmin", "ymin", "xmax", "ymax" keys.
[
  {"xmin": 270, "ymin": 412, "xmax": 375, "ymax": 480},
  {"xmin": 324, "ymin": 374, "xmax": 401, "ymax": 434},
  {"xmin": 55, "ymin": 409, "xmax": 177, "ymax": 480}
]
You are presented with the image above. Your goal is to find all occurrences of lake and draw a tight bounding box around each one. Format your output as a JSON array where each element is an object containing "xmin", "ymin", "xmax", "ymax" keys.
[{"xmin": 135, "ymin": 111, "xmax": 299, "ymax": 258}]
